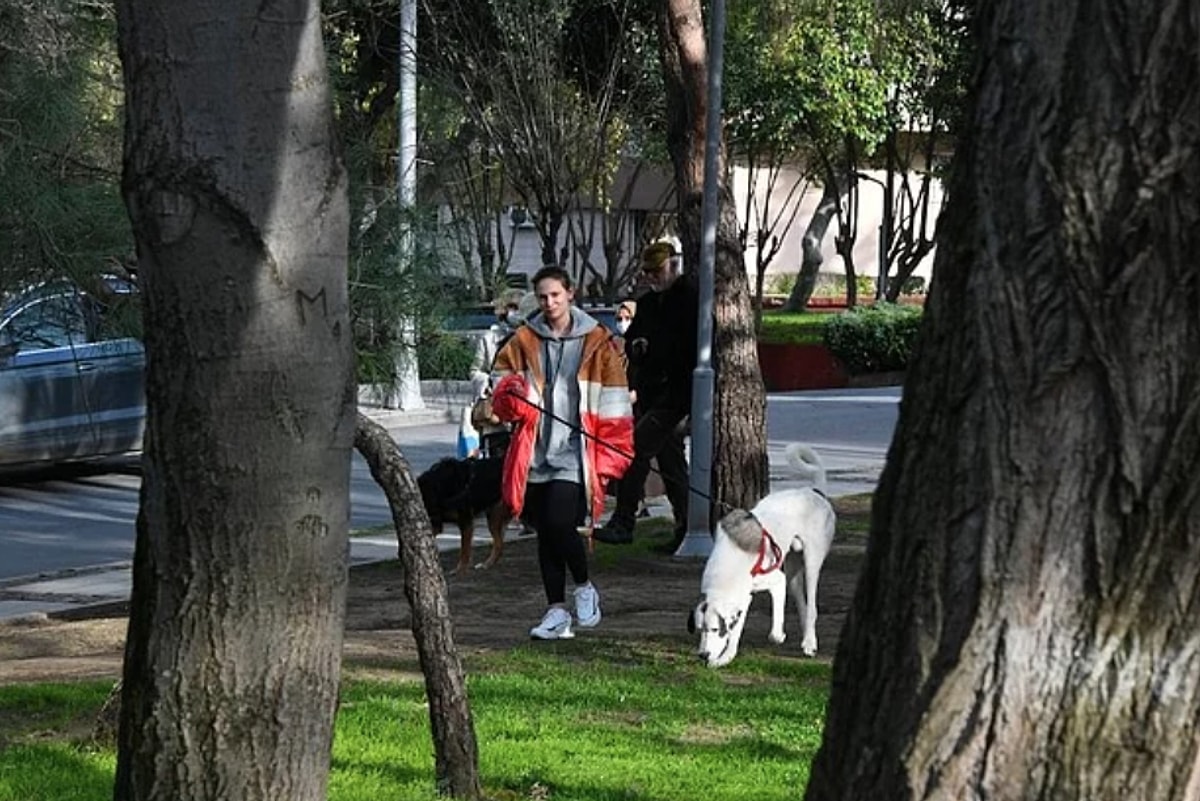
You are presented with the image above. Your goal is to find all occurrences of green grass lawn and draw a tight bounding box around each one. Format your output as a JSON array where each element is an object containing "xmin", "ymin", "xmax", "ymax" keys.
[
  {"xmin": 0, "ymin": 652, "xmax": 830, "ymax": 801},
  {"xmin": 0, "ymin": 499, "xmax": 872, "ymax": 801}
]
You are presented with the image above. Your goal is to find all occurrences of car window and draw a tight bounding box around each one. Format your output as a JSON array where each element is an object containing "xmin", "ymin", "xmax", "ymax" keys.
[
  {"xmin": 90, "ymin": 279, "xmax": 142, "ymax": 342},
  {"xmin": 0, "ymin": 294, "xmax": 88, "ymax": 351},
  {"xmin": 442, "ymin": 307, "xmax": 498, "ymax": 332},
  {"xmin": 589, "ymin": 308, "xmax": 617, "ymax": 333}
]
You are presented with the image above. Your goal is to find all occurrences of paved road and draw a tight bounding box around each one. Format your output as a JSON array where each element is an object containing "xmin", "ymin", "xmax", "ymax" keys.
[
  {"xmin": 0, "ymin": 388, "xmax": 900, "ymax": 617},
  {"xmin": 0, "ymin": 418, "xmax": 459, "ymax": 581}
]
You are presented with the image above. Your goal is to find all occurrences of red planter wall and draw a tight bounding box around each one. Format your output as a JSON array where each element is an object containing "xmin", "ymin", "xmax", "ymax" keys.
[{"xmin": 757, "ymin": 342, "xmax": 849, "ymax": 391}]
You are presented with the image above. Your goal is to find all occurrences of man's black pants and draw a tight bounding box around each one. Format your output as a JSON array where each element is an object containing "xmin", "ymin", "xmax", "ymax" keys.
[{"xmin": 611, "ymin": 406, "xmax": 689, "ymax": 536}]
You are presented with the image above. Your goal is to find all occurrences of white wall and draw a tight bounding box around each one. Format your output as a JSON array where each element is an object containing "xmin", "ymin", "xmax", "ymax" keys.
[
  {"xmin": 440, "ymin": 164, "xmax": 945, "ymax": 295},
  {"xmin": 732, "ymin": 166, "xmax": 945, "ymax": 290}
]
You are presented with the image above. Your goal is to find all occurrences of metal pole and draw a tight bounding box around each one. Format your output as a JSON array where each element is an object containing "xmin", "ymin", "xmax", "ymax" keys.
[
  {"xmin": 388, "ymin": 0, "xmax": 425, "ymax": 409},
  {"xmin": 674, "ymin": 0, "xmax": 726, "ymax": 559}
]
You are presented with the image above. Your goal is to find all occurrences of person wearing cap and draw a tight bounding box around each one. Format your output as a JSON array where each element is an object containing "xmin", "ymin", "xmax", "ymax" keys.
[{"xmin": 594, "ymin": 240, "xmax": 697, "ymax": 551}]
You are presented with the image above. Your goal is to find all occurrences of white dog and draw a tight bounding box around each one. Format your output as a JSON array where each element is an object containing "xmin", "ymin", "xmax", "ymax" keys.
[{"xmin": 689, "ymin": 444, "xmax": 836, "ymax": 667}]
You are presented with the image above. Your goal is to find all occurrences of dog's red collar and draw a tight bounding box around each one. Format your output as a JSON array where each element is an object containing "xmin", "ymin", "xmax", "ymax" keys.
[{"xmin": 750, "ymin": 528, "xmax": 784, "ymax": 576}]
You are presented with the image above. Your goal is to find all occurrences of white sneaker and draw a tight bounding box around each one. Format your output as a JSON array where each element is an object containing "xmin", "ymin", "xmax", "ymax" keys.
[
  {"xmin": 574, "ymin": 583, "xmax": 601, "ymax": 628},
  {"xmin": 530, "ymin": 607, "xmax": 574, "ymax": 640}
]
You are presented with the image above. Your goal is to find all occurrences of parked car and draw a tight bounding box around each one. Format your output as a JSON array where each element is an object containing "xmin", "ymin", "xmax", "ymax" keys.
[{"xmin": 0, "ymin": 274, "xmax": 144, "ymax": 469}]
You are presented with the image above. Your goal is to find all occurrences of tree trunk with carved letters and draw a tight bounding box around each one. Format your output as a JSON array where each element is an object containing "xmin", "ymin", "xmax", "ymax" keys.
[
  {"xmin": 113, "ymin": 3, "xmax": 355, "ymax": 799},
  {"xmin": 658, "ymin": 0, "xmax": 767, "ymax": 516},
  {"xmin": 806, "ymin": 2, "xmax": 1200, "ymax": 799}
]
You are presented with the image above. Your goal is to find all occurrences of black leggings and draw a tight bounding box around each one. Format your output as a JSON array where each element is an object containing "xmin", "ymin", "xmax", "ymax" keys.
[{"xmin": 522, "ymin": 480, "xmax": 589, "ymax": 605}]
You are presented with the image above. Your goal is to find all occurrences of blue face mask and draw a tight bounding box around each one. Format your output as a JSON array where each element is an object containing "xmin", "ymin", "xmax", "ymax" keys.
[{"xmin": 505, "ymin": 310, "xmax": 524, "ymax": 326}]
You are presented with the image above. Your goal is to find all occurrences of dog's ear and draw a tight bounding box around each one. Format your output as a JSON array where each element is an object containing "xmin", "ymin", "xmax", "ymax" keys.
[
  {"xmin": 687, "ymin": 600, "xmax": 703, "ymax": 635},
  {"xmin": 719, "ymin": 509, "xmax": 763, "ymax": 552}
]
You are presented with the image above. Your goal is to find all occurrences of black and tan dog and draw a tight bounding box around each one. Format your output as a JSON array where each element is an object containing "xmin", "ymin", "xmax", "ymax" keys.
[{"xmin": 417, "ymin": 456, "xmax": 512, "ymax": 575}]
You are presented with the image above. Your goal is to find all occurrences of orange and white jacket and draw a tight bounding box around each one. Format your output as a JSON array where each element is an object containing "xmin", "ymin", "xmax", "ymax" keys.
[{"xmin": 490, "ymin": 314, "xmax": 634, "ymax": 524}]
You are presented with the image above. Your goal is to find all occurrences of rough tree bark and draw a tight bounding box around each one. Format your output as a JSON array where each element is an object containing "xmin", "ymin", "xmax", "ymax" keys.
[
  {"xmin": 783, "ymin": 176, "xmax": 844, "ymax": 312},
  {"xmin": 354, "ymin": 414, "xmax": 482, "ymax": 799},
  {"xmin": 113, "ymin": 3, "xmax": 354, "ymax": 800},
  {"xmin": 806, "ymin": 2, "xmax": 1200, "ymax": 800},
  {"xmin": 658, "ymin": 0, "xmax": 767, "ymax": 513}
]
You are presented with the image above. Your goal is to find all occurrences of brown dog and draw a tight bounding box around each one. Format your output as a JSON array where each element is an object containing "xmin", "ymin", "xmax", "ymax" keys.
[{"xmin": 417, "ymin": 456, "xmax": 511, "ymax": 574}]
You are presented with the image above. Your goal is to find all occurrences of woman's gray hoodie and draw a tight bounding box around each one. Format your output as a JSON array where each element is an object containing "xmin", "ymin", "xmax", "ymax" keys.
[{"xmin": 523, "ymin": 307, "xmax": 601, "ymax": 485}]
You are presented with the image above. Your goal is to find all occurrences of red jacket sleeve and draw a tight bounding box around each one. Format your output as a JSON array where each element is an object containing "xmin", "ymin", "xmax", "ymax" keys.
[{"xmin": 491, "ymin": 374, "xmax": 537, "ymax": 424}]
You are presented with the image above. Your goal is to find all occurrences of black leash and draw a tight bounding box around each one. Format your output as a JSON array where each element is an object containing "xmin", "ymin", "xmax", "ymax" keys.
[{"xmin": 498, "ymin": 385, "xmax": 730, "ymax": 512}]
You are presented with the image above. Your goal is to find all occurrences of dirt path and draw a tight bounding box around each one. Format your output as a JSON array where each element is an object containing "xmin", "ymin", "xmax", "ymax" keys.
[{"xmin": 0, "ymin": 498, "xmax": 869, "ymax": 685}]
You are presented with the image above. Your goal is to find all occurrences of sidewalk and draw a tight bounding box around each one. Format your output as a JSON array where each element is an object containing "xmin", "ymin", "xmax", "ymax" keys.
[{"xmin": 0, "ymin": 383, "xmax": 886, "ymax": 622}]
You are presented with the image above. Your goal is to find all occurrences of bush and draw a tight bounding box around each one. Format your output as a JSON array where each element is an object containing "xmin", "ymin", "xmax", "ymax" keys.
[
  {"xmin": 764, "ymin": 272, "xmax": 797, "ymax": 296},
  {"xmin": 417, "ymin": 332, "xmax": 476, "ymax": 380},
  {"xmin": 809, "ymin": 272, "xmax": 876, "ymax": 299},
  {"xmin": 822, "ymin": 303, "xmax": 923, "ymax": 374}
]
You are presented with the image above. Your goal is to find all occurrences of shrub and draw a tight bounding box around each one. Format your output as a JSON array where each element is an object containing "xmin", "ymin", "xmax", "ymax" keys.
[
  {"xmin": 764, "ymin": 272, "xmax": 797, "ymax": 296},
  {"xmin": 809, "ymin": 272, "xmax": 877, "ymax": 299},
  {"xmin": 417, "ymin": 332, "xmax": 476, "ymax": 380},
  {"xmin": 822, "ymin": 303, "xmax": 923, "ymax": 374}
]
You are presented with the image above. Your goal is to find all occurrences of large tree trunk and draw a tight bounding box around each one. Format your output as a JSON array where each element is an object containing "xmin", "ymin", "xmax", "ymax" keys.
[
  {"xmin": 113, "ymin": 4, "xmax": 354, "ymax": 800},
  {"xmin": 806, "ymin": 3, "xmax": 1200, "ymax": 800},
  {"xmin": 354, "ymin": 414, "xmax": 482, "ymax": 799},
  {"xmin": 658, "ymin": 0, "xmax": 767, "ymax": 514},
  {"xmin": 783, "ymin": 176, "xmax": 844, "ymax": 312}
]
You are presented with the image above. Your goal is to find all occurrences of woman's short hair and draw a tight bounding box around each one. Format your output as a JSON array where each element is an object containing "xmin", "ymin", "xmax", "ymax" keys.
[{"xmin": 531, "ymin": 264, "xmax": 573, "ymax": 290}]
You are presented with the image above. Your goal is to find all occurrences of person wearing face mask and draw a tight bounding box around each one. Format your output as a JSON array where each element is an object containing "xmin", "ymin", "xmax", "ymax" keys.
[
  {"xmin": 469, "ymin": 289, "xmax": 525, "ymax": 397},
  {"xmin": 594, "ymin": 240, "xmax": 697, "ymax": 552},
  {"xmin": 462, "ymin": 288, "xmax": 527, "ymax": 460},
  {"xmin": 615, "ymin": 300, "xmax": 636, "ymax": 334},
  {"xmin": 611, "ymin": 299, "xmax": 636, "ymax": 365}
]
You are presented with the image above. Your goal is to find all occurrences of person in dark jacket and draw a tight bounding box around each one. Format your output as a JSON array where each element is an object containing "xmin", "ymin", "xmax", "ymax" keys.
[{"xmin": 594, "ymin": 240, "xmax": 697, "ymax": 551}]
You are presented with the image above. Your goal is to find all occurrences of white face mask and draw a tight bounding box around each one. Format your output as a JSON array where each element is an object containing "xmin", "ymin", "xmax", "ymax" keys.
[
  {"xmin": 616, "ymin": 319, "xmax": 631, "ymax": 335},
  {"xmin": 504, "ymin": 311, "xmax": 523, "ymax": 326}
]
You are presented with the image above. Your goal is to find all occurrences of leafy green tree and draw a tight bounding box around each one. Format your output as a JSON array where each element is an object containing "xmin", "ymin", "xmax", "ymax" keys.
[
  {"xmin": 0, "ymin": 0, "xmax": 129, "ymax": 293},
  {"xmin": 420, "ymin": 0, "xmax": 660, "ymax": 288},
  {"xmin": 723, "ymin": 0, "xmax": 817, "ymax": 322},
  {"xmin": 322, "ymin": 1, "xmax": 484, "ymax": 390},
  {"xmin": 794, "ymin": 0, "xmax": 907, "ymax": 308},
  {"xmin": 725, "ymin": 0, "xmax": 898, "ymax": 311},
  {"xmin": 872, "ymin": 0, "xmax": 969, "ymax": 302}
]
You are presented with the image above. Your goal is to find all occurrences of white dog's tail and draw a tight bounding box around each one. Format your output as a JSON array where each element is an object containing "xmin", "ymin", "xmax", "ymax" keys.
[{"xmin": 784, "ymin": 443, "xmax": 827, "ymax": 492}]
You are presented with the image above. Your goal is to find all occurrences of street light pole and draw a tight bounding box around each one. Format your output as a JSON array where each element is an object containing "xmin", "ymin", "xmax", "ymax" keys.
[
  {"xmin": 674, "ymin": 0, "xmax": 727, "ymax": 559},
  {"xmin": 387, "ymin": 0, "xmax": 425, "ymax": 410},
  {"xmin": 855, "ymin": 171, "xmax": 891, "ymax": 303}
]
